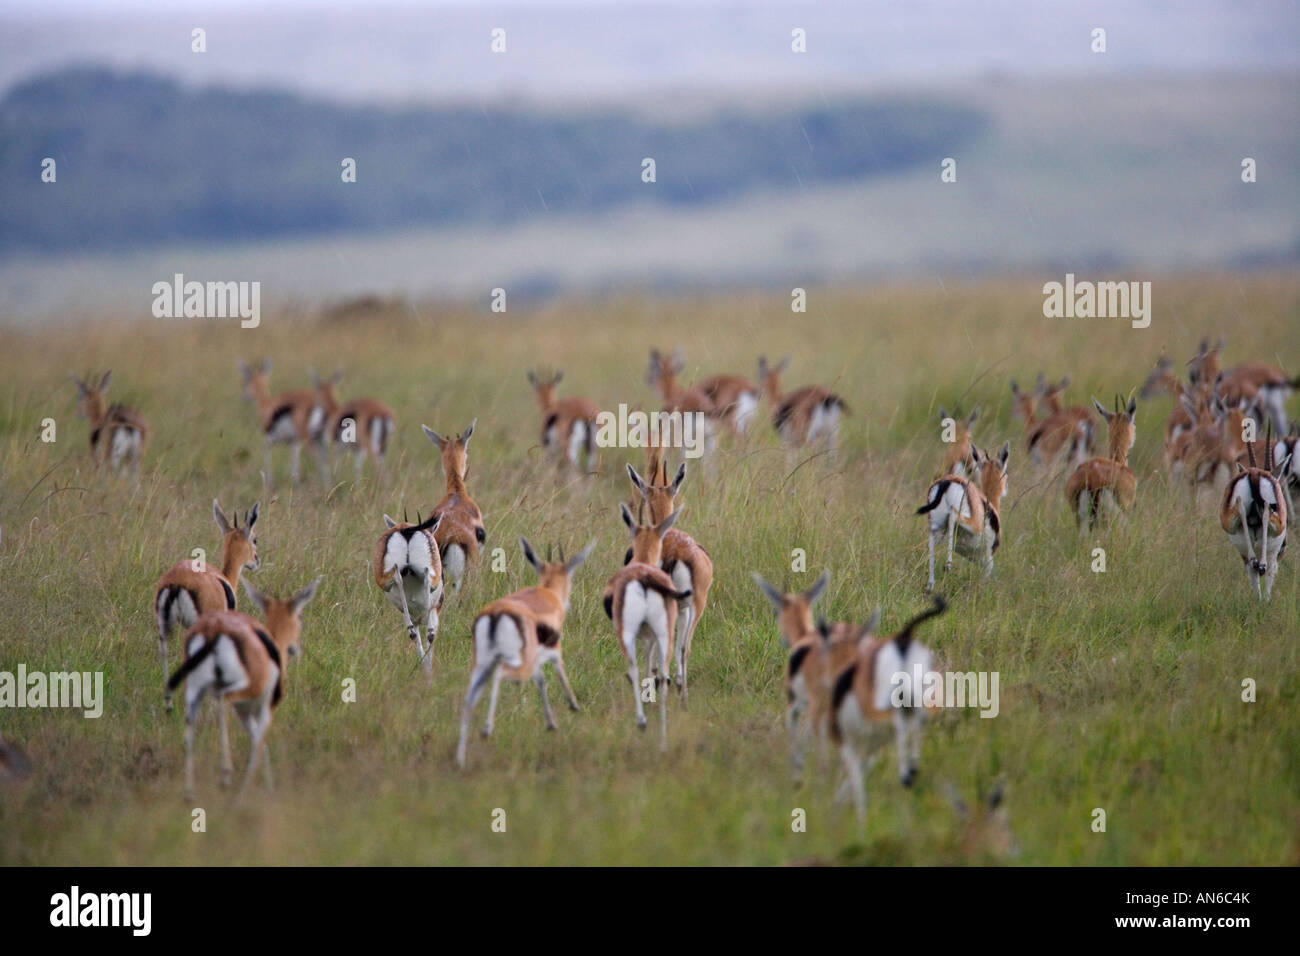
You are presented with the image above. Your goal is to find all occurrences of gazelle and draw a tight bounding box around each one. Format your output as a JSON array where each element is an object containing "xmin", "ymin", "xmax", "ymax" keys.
[
  {"xmin": 165, "ymin": 577, "xmax": 319, "ymax": 799},
  {"xmin": 753, "ymin": 571, "xmax": 879, "ymax": 777},
  {"xmin": 1238, "ymin": 426, "xmax": 1299, "ymax": 525},
  {"xmin": 73, "ymin": 371, "xmax": 148, "ymax": 479},
  {"xmin": 1220, "ymin": 429, "xmax": 1290, "ymax": 601},
  {"xmin": 1015, "ymin": 375, "xmax": 1095, "ymax": 470},
  {"xmin": 758, "ymin": 355, "xmax": 848, "ymax": 459},
  {"xmin": 918, "ymin": 443, "xmax": 1009, "ymax": 591},
  {"xmin": 1140, "ymin": 357, "xmax": 1199, "ymax": 450},
  {"xmin": 423, "ymin": 420, "xmax": 486, "ymax": 596},
  {"xmin": 647, "ymin": 348, "xmax": 758, "ymax": 436},
  {"xmin": 626, "ymin": 461, "xmax": 713, "ymax": 702},
  {"xmin": 455, "ymin": 538, "xmax": 594, "ymax": 767},
  {"xmin": 373, "ymin": 512, "xmax": 444, "ymax": 678},
  {"xmin": 603, "ymin": 504, "xmax": 693, "ymax": 750},
  {"xmin": 1065, "ymin": 396, "xmax": 1138, "ymax": 531},
  {"xmin": 238, "ymin": 358, "xmax": 320, "ymax": 485},
  {"xmin": 645, "ymin": 349, "xmax": 718, "ymax": 458},
  {"xmin": 528, "ymin": 369, "xmax": 600, "ymax": 473},
  {"xmin": 938, "ymin": 406, "xmax": 979, "ymax": 477},
  {"xmin": 1187, "ymin": 337, "xmax": 1297, "ymax": 433},
  {"xmin": 154, "ymin": 500, "xmax": 260, "ymax": 697},
  {"xmin": 1168, "ymin": 391, "xmax": 1246, "ymax": 489},
  {"xmin": 330, "ymin": 394, "xmax": 396, "ymax": 481},
  {"xmin": 830, "ymin": 595, "xmax": 947, "ymax": 823}
]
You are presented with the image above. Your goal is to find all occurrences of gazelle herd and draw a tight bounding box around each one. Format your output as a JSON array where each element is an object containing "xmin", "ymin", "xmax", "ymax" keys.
[{"xmin": 62, "ymin": 334, "xmax": 1292, "ymax": 823}]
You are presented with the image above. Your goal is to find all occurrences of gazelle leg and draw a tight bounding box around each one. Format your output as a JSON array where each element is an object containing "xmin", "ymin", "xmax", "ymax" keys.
[
  {"xmin": 157, "ymin": 618, "xmax": 170, "ymax": 706},
  {"xmin": 289, "ymin": 441, "xmax": 301, "ymax": 484},
  {"xmin": 183, "ymin": 689, "xmax": 206, "ymax": 800},
  {"xmin": 656, "ymin": 634, "xmax": 669, "ymax": 752},
  {"xmin": 456, "ymin": 661, "xmax": 496, "ymax": 767},
  {"xmin": 218, "ymin": 700, "xmax": 233, "ymax": 788},
  {"xmin": 945, "ymin": 512, "xmax": 957, "ymax": 570},
  {"xmin": 926, "ymin": 525, "xmax": 938, "ymax": 591},
  {"xmin": 235, "ymin": 707, "xmax": 271, "ymax": 801},
  {"xmin": 552, "ymin": 655, "xmax": 580, "ymax": 711},
  {"xmin": 391, "ymin": 579, "xmax": 419, "ymax": 641},
  {"xmin": 839, "ymin": 741, "xmax": 867, "ymax": 824},
  {"xmin": 535, "ymin": 671, "xmax": 557, "ymax": 730},
  {"xmin": 261, "ymin": 740, "xmax": 273, "ymax": 790},
  {"xmin": 263, "ymin": 442, "xmax": 274, "ymax": 489},
  {"xmin": 626, "ymin": 634, "xmax": 646, "ymax": 729},
  {"xmin": 483, "ymin": 668, "xmax": 504, "ymax": 737}
]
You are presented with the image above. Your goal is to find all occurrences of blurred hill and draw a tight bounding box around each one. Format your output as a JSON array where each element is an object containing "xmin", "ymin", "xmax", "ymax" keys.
[{"xmin": 0, "ymin": 67, "xmax": 987, "ymax": 254}]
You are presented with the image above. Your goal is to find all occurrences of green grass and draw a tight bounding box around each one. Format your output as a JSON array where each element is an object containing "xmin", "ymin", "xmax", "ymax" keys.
[{"xmin": 1, "ymin": 273, "xmax": 1298, "ymax": 865}]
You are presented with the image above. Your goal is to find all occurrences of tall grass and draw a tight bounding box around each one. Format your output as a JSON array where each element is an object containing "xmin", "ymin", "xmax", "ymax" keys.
[{"xmin": 1, "ymin": 273, "xmax": 1297, "ymax": 864}]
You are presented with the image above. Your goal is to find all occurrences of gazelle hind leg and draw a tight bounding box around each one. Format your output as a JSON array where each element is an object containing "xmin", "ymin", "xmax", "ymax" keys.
[
  {"xmin": 534, "ymin": 671, "xmax": 557, "ymax": 730},
  {"xmin": 838, "ymin": 741, "xmax": 867, "ymax": 824},
  {"xmin": 483, "ymin": 667, "xmax": 505, "ymax": 737},
  {"xmin": 625, "ymin": 631, "xmax": 646, "ymax": 729},
  {"xmin": 552, "ymin": 655, "xmax": 580, "ymax": 711},
  {"xmin": 456, "ymin": 660, "xmax": 497, "ymax": 768},
  {"xmin": 656, "ymin": 629, "xmax": 669, "ymax": 752},
  {"xmin": 218, "ymin": 701, "xmax": 233, "ymax": 788}
]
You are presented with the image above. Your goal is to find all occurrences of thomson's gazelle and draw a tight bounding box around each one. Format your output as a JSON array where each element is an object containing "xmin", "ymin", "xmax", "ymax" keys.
[
  {"xmin": 528, "ymin": 369, "xmax": 600, "ymax": 473},
  {"xmin": 165, "ymin": 578, "xmax": 319, "ymax": 799},
  {"xmin": 1220, "ymin": 428, "xmax": 1291, "ymax": 601},
  {"xmin": 918, "ymin": 443, "xmax": 1009, "ymax": 590},
  {"xmin": 603, "ymin": 504, "xmax": 693, "ymax": 750},
  {"xmin": 1065, "ymin": 396, "xmax": 1138, "ymax": 531},
  {"xmin": 153, "ymin": 500, "xmax": 260, "ymax": 697},
  {"xmin": 73, "ymin": 371, "xmax": 149, "ymax": 479},
  {"xmin": 456, "ymin": 538, "xmax": 594, "ymax": 767},
  {"xmin": 830, "ymin": 596, "xmax": 947, "ymax": 823},
  {"xmin": 423, "ymin": 421, "xmax": 486, "ymax": 596},
  {"xmin": 374, "ymin": 512, "xmax": 444, "ymax": 678}
]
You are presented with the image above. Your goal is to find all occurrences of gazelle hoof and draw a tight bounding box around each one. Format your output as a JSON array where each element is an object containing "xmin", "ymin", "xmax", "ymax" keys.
[
  {"xmin": 637, "ymin": 717, "xmax": 648, "ymax": 730},
  {"xmin": 901, "ymin": 768, "xmax": 917, "ymax": 788}
]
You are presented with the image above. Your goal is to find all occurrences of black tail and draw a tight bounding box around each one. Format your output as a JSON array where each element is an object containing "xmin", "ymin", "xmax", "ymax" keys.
[
  {"xmin": 648, "ymin": 581, "xmax": 692, "ymax": 602},
  {"xmin": 414, "ymin": 510, "xmax": 441, "ymax": 534},
  {"xmin": 916, "ymin": 480, "xmax": 951, "ymax": 515},
  {"xmin": 894, "ymin": 596, "xmax": 947, "ymax": 654},
  {"xmin": 164, "ymin": 639, "xmax": 218, "ymax": 699}
]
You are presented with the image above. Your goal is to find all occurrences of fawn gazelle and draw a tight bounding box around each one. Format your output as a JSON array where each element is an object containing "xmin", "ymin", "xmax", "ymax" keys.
[
  {"xmin": 1065, "ymin": 396, "xmax": 1138, "ymax": 531},
  {"xmin": 918, "ymin": 443, "xmax": 1009, "ymax": 590},
  {"xmin": 646, "ymin": 348, "xmax": 757, "ymax": 437},
  {"xmin": 753, "ymin": 571, "xmax": 879, "ymax": 778},
  {"xmin": 626, "ymin": 460, "xmax": 713, "ymax": 702},
  {"xmin": 528, "ymin": 369, "xmax": 600, "ymax": 473},
  {"xmin": 455, "ymin": 538, "xmax": 594, "ymax": 767},
  {"xmin": 603, "ymin": 504, "xmax": 693, "ymax": 750},
  {"xmin": 73, "ymin": 371, "xmax": 149, "ymax": 479},
  {"xmin": 154, "ymin": 500, "xmax": 260, "ymax": 697},
  {"xmin": 938, "ymin": 406, "xmax": 979, "ymax": 477},
  {"xmin": 165, "ymin": 577, "xmax": 319, "ymax": 799},
  {"xmin": 330, "ymin": 392, "xmax": 396, "ymax": 482},
  {"xmin": 373, "ymin": 512, "xmax": 444, "ymax": 678},
  {"xmin": 1013, "ymin": 375, "xmax": 1095, "ymax": 470},
  {"xmin": 1221, "ymin": 427, "xmax": 1291, "ymax": 601},
  {"xmin": 645, "ymin": 349, "xmax": 718, "ymax": 458},
  {"xmin": 758, "ymin": 355, "xmax": 848, "ymax": 459},
  {"xmin": 423, "ymin": 420, "xmax": 486, "ymax": 596},
  {"xmin": 830, "ymin": 596, "xmax": 947, "ymax": 823},
  {"xmin": 239, "ymin": 358, "xmax": 323, "ymax": 485}
]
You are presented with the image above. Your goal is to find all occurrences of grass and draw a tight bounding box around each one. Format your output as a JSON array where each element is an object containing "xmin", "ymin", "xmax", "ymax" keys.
[{"xmin": 1, "ymin": 272, "xmax": 1298, "ymax": 865}]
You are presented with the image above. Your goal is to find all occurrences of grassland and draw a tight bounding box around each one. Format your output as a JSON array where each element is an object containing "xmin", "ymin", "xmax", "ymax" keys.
[{"xmin": 1, "ymin": 272, "xmax": 1298, "ymax": 865}]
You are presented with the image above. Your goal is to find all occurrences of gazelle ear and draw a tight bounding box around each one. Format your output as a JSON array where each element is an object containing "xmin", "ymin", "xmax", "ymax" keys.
[
  {"xmin": 654, "ymin": 507, "xmax": 682, "ymax": 537},
  {"xmin": 671, "ymin": 461, "xmax": 687, "ymax": 495},
  {"xmin": 237, "ymin": 359, "xmax": 250, "ymax": 378},
  {"xmin": 1009, "ymin": 380, "xmax": 1020, "ymax": 396},
  {"xmin": 1235, "ymin": 462, "xmax": 1246, "ymax": 474},
  {"xmin": 72, "ymin": 375, "xmax": 88, "ymax": 396},
  {"xmin": 1092, "ymin": 397, "xmax": 1108, "ymax": 417},
  {"xmin": 751, "ymin": 572, "xmax": 784, "ymax": 611},
  {"xmin": 241, "ymin": 578, "xmax": 267, "ymax": 617},
  {"xmin": 245, "ymin": 501, "xmax": 260, "ymax": 530},
  {"xmin": 938, "ymin": 405, "xmax": 949, "ymax": 422},
  {"xmin": 383, "ymin": 514, "xmax": 397, "ymax": 529},
  {"xmin": 626, "ymin": 462, "xmax": 648, "ymax": 494},
  {"xmin": 1275, "ymin": 454, "xmax": 1293, "ymax": 479},
  {"xmin": 804, "ymin": 570, "xmax": 829, "ymax": 604},
  {"xmin": 619, "ymin": 502, "xmax": 637, "ymax": 533},
  {"xmin": 461, "ymin": 419, "xmax": 476, "ymax": 445},
  {"xmin": 671, "ymin": 348, "xmax": 685, "ymax": 373},
  {"xmin": 332, "ymin": 368, "xmax": 343, "ymax": 384},
  {"xmin": 816, "ymin": 618, "xmax": 831, "ymax": 643},
  {"xmin": 552, "ymin": 370, "xmax": 564, "ymax": 386},
  {"xmin": 1126, "ymin": 396, "xmax": 1138, "ymax": 421},
  {"xmin": 422, "ymin": 425, "xmax": 444, "ymax": 448},
  {"xmin": 98, "ymin": 370, "xmax": 112, "ymax": 392},
  {"xmin": 970, "ymin": 445, "xmax": 985, "ymax": 466},
  {"xmin": 527, "ymin": 370, "xmax": 538, "ymax": 387},
  {"xmin": 777, "ymin": 355, "xmax": 791, "ymax": 373},
  {"xmin": 520, "ymin": 537, "xmax": 543, "ymax": 572},
  {"xmin": 212, "ymin": 499, "xmax": 231, "ymax": 534},
  {"xmin": 967, "ymin": 407, "xmax": 979, "ymax": 426},
  {"xmin": 864, "ymin": 606, "xmax": 882, "ymax": 634},
  {"xmin": 1056, "ymin": 376, "xmax": 1070, "ymax": 390},
  {"xmin": 566, "ymin": 539, "xmax": 597, "ymax": 573},
  {"xmin": 309, "ymin": 367, "xmax": 321, "ymax": 387},
  {"xmin": 998, "ymin": 441, "xmax": 1011, "ymax": 471},
  {"xmin": 260, "ymin": 358, "xmax": 271, "ymax": 374},
  {"xmin": 757, "ymin": 355, "xmax": 768, "ymax": 377},
  {"xmin": 290, "ymin": 577, "xmax": 321, "ymax": 615}
]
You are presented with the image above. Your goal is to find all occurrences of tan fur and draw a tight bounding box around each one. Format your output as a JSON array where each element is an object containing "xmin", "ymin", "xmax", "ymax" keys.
[
  {"xmin": 760, "ymin": 356, "xmax": 847, "ymax": 447},
  {"xmin": 424, "ymin": 422, "xmax": 486, "ymax": 587},
  {"xmin": 74, "ymin": 371, "xmax": 149, "ymax": 471},
  {"xmin": 528, "ymin": 369, "xmax": 600, "ymax": 468},
  {"xmin": 1065, "ymin": 397, "xmax": 1138, "ymax": 525},
  {"xmin": 239, "ymin": 360, "xmax": 317, "ymax": 440}
]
